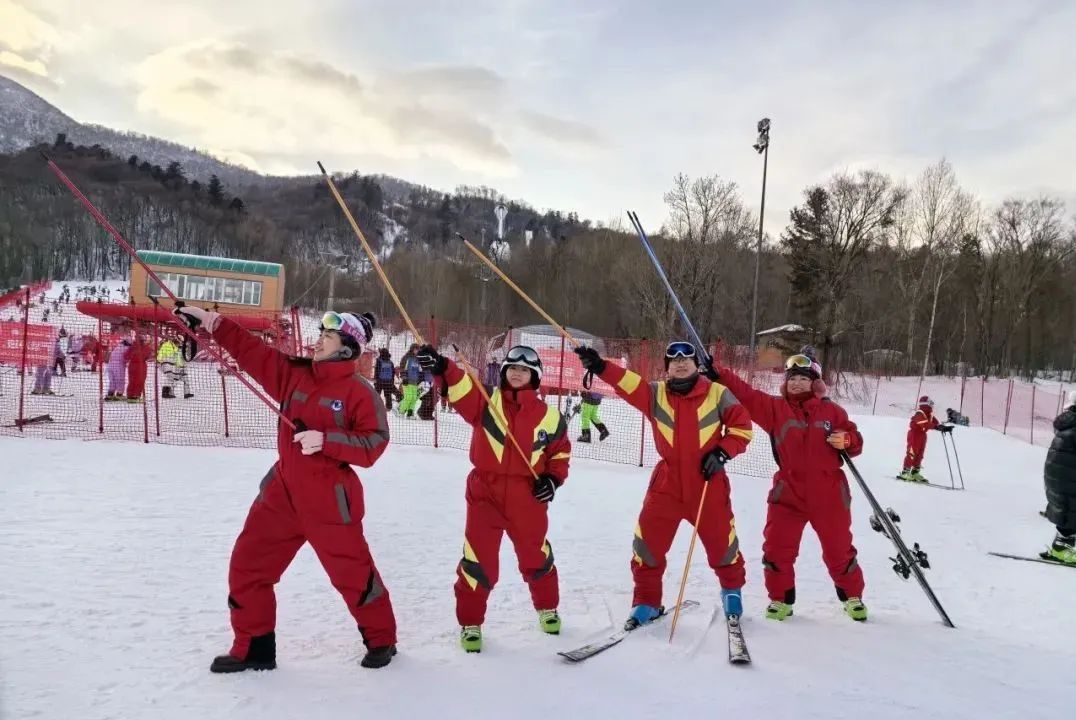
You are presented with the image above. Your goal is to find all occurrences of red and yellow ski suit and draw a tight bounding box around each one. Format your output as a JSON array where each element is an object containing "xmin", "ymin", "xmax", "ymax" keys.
[
  {"xmin": 443, "ymin": 360, "xmax": 571, "ymax": 626},
  {"xmin": 596, "ymin": 363, "xmax": 754, "ymax": 607},
  {"xmin": 904, "ymin": 408, "xmax": 940, "ymax": 470}
]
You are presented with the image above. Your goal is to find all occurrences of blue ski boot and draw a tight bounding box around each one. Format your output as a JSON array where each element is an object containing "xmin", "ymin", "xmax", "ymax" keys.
[
  {"xmin": 721, "ymin": 588, "xmax": 743, "ymax": 617},
  {"xmin": 624, "ymin": 604, "xmax": 662, "ymax": 630}
]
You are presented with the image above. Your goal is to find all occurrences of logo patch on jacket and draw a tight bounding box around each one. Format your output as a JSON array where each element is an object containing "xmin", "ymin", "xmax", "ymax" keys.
[
  {"xmin": 537, "ymin": 429, "xmax": 549, "ymax": 444},
  {"xmin": 331, "ymin": 400, "xmax": 344, "ymax": 412}
]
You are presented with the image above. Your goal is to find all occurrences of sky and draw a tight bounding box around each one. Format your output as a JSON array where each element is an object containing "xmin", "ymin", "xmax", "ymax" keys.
[{"xmin": 2, "ymin": 0, "xmax": 1074, "ymax": 236}]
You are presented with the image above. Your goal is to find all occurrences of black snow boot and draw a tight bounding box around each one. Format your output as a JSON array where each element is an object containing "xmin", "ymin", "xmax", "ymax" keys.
[
  {"xmin": 161, "ymin": 387, "xmax": 175, "ymax": 399},
  {"xmin": 183, "ymin": 392, "xmax": 195, "ymax": 399},
  {"xmin": 595, "ymin": 422, "xmax": 610, "ymax": 441},
  {"xmin": 210, "ymin": 632, "xmax": 276, "ymax": 674},
  {"xmin": 577, "ymin": 428, "xmax": 592, "ymax": 443},
  {"xmin": 360, "ymin": 644, "xmax": 397, "ymax": 669}
]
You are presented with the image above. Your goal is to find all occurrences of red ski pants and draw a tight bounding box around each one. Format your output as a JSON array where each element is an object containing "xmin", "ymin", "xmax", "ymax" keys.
[
  {"xmin": 227, "ymin": 466, "xmax": 397, "ymax": 658},
  {"xmin": 126, "ymin": 363, "xmax": 147, "ymax": 400},
  {"xmin": 903, "ymin": 431, "xmax": 927, "ymax": 470},
  {"xmin": 762, "ymin": 473, "xmax": 864, "ymax": 603},
  {"xmin": 631, "ymin": 473, "xmax": 745, "ymax": 608},
  {"xmin": 454, "ymin": 470, "xmax": 558, "ymax": 626}
]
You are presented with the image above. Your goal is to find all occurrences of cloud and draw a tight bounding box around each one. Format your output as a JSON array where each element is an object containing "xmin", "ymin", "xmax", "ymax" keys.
[
  {"xmin": 0, "ymin": 49, "xmax": 47, "ymax": 77},
  {"xmin": 0, "ymin": 0, "xmax": 59, "ymax": 80},
  {"xmin": 519, "ymin": 110, "xmax": 603, "ymax": 147},
  {"xmin": 133, "ymin": 40, "xmax": 516, "ymax": 176}
]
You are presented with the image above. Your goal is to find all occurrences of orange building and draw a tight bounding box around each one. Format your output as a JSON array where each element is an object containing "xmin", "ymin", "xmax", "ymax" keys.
[{"xmin": 131, "ymin": 250, "xmax": 286, "ymax": 312}]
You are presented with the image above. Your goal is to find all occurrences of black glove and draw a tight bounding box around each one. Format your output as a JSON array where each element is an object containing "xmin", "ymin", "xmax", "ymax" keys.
[
  {"xmin": 700, "ymin": 447, "xmax": 731, "ymax": 480},
  {"xmin": 415, "ymin": 344, "xmax": 447, "ymax": 375},
  {"xmin": 573, "ymin": 346, "xmax": 606, "ymax": 374},
  {"xmin": 532, "ymin": 473, "xmax": 560, "ymax": 503},
  {"xmin": 937, "ymin": 424, "xmax": 954, "ymax": 434},
  {"xmin": 702, "ymin": 363, "xmax": 720, "ymax": 382}
]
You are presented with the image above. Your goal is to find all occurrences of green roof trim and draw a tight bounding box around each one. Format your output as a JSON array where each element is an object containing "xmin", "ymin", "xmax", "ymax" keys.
[{"xmin": 136, "ymin": 250, "xmax": 282, "ymax": 278}]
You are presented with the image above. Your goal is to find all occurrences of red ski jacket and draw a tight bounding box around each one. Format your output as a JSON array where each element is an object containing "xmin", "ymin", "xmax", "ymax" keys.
[
  {"xmin": 717, "ymin": 367, "xmax": 862, "ymax": 484},
  {"xmin": 908, "ymin": 409, "xmax": 940, "ymax": 436},
  {"xmin": 443, "ymin": 359, "xmax": 570, "ymax": 482},
  {"xmin": 212, "ymin": 318, "xmax": 389, "ymax": 483}
]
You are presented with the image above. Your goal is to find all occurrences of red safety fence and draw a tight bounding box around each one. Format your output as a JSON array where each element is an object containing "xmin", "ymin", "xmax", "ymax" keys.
[{"xmin": 1, "ymin": 286, "xmax": 1068, "ymax": 478}]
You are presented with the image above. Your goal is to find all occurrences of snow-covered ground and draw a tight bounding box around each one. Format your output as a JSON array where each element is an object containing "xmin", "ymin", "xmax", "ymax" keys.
[{"xmin": 1, "ymin": 415, "xmax": 1071, "ymax": 720}]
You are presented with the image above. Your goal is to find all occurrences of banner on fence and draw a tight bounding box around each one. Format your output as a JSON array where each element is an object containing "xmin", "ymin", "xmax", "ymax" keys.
[{"xmin": 0, "ymin": 321, "xmax": 57, "ymax": 366}]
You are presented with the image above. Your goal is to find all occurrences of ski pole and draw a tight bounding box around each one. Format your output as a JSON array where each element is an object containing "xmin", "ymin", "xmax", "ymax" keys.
[
  {"xmin": 949, "ymin": 433, "xmax": 966, "ymax": 490},
  {"xmin": 941, "ymin": 432, "xmax": 956, "ymax": 490},
  {"xmin": 627, "ymin": 211, "xmax": 713, "ymax": 369},
  {"xmin": 317, "ymin": 162, "xmax": 424, "ymax": 344},
  {"xmin": 318, "ymin": 165, "xmax": 541, "ymax": 482},
  {"xmin": 669, "ymin": 482, "xmax": 709, "ymax": 642},
  {"xmin": 41, "ymin": 154, "xmax": 298, "ymax": 431},
  {"xmin": 454, "ymin": 233, "xmax": 582, "ymax": 349}
]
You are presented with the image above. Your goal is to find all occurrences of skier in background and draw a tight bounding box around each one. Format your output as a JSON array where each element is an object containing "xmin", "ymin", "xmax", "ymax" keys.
[
  {"xmin": 105, "ymin": 332, "xmax": 131, "ymax": 401},
  {"xmin": 1043, "ymin": 390, "xmax": 1076, "ymax": 565},
  {"xmin": 397, "ymin": 343, "xmax": 422, "ymax": 417},
  {"xmin": 712, "ymin": 352, "xmax": 869, "ymax": 622},
  {"xmin": 373, "ymin": 348, "xmax": 399, "ymax": 409},
  {"xmin": 898, "ymin": 396, "xmax": 950, "ymax": 483},
  {"xmin": 157, "ymin": 333, "xmax": 192, "ymax": 399},
  {"xmin": 575, "ymin": 341, "xmax": 754, "ymax": 628},
  {"xmin": 125, "ymin": 328, "xmax": 152, "ymax": 403},
  {"xmin": 416, "ymin": 342, "xmax": 571, "ymax": 653},
  {"xmin": 575, "ymin": 388, "xmax": 610, "ymax": 443}
]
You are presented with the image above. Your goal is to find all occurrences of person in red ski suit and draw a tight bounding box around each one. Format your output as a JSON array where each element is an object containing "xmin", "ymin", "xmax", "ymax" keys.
[
  {"xmin": 899, "ymin": 396, "xmax": 942, "ymax": 482},
  {"xmin": 175, "ymin": 305, "xmax": 399, "ymax": 672},
  {"xmin": 575, "ymin": 341, "xmax": 754, "ymax": 627},
  {"xmin": 416, "ymin": 343, "xmax": 570, "ymax": 653},
  {"xmin": 124, "ymin": 330, "xmax": 152, "ymax": 402},
  {"xmin": 715, "ymin": 353, "xmax": 868, "ymax": 622}
]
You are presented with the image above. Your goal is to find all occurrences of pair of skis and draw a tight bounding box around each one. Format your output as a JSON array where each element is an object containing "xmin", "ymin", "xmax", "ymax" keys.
[{"xmin": 557, "ymin": 600, "xmax": 751, "ymax": 665}]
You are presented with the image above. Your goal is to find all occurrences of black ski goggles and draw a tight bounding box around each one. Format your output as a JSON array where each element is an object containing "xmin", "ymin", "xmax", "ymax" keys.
[
  {"xmin": 665, "ymin": 342, "xmax": 697, "ymax": 360},
  {"xmin": 505, "ymin": 345, "xmax": 540, "ymax": 365}
]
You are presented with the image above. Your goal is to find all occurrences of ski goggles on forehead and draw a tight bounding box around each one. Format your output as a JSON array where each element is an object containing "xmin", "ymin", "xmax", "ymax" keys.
[
  {"xmin": 785, "ymin": 354, "xmax": 813, "ymax": 370},
  {"xmin": 505, "ymin": 345, "xmax": 540, "ymax": 365},
  {"xmin": 319, "ymin": 312, "xmax": 347, "ymax": 334},
  {"xmin": 665, "ymin": 342, "xmax": 697, "ymax": 359}
]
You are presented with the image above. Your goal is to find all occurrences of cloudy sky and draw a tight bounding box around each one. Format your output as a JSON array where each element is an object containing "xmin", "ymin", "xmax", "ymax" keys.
[{"xmin": 2, "ymin": 0, "xmax": 1074, "ymax": 234}]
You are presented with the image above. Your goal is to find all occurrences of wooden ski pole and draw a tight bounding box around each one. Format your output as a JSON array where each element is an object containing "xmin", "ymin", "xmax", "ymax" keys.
[
  {"xmin": 669, "ymin": 482, "xmax": 710, "ymax": 642},
  {"xmin": 454, "ymin": 233, "xmax": 581, "ymax": 349}
]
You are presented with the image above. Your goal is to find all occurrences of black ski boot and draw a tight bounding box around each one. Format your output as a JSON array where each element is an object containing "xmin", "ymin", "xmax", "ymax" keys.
[
  {"xmin": 184, "ymin": 392, "xmax": 195, "ymax": 399},
  {"xmin": 210, "ymin": 632, "xmax": 276, "ymax": 674},
  {"xmin": 161, "ymin": 387, "xmax": 175, "ymax": 399},
  {"xmin": 577, "ymin": 428, "xmax": 591, "ymax": 443},
  {"xmin": 595, "ymin": 422, "xmax": 610, "ymax": 441},
  {"xmin": 360, "ymin": 644, "xmax": 397, "ymax": 669}
]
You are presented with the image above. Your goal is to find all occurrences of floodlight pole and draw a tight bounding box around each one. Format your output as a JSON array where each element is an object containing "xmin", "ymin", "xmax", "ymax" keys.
[{"xmin": 749, "ymin": 118, "xmax": 771, "ymax": 355}]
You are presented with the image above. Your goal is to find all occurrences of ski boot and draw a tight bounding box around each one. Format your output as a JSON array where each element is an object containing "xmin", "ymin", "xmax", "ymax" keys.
[
  {"xmin": 184, "ymin": 393, "xmax": 195, "ymax": 399},
  {"xmin": 1048, "ymin": 532, "xmax": 1076, "ymax": 565},
  {"xmin": 765, "ymin": 601, "xmax": 793, "ymax": 621},
  {"xmin": 909, "ymin": 467, "xmax": 928, "ymax": 483},
  {"xmin": 843, "ymin": 597, "xmax": 868, "ymax": 622},
  {"xmin": 577, "ymin": 428, "xmax": 592, "ymax": 443},
  {"xmin": 624, "ymin": 604, "xmax": 662, "ymax": 630},
  {"xmin": 721, "ymin": 588, "xmax": 743, "ymax": 617},
  {"xmin": 360, "ymin": 644, "xmax": 397, "ymax": 669},
  {"xmin": 595, "ymin": 422, "xmax": 610, "ymax": 442},
  {"xmin": 537, "ymin": 609, "xmax": 561, "ymax": 635},
  {"xmin": 126, "ymin": 396, "xmax": 142, "ymax": 404},
  {"xmin": 161, "ymin": 387, "xmax": 175, "ymax": 399},
  {"xmin": 210, "ymin": 632, "xmax": 276, "ymax": 673},
  {"xmin": 460, "ymin": 625, "xmax": 482, "ymax": 653}
]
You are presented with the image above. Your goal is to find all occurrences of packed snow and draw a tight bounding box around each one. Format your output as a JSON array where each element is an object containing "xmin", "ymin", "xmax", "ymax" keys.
[{"xmin": 1, "ymin": 414, "xmax": 1072, "ymax": 720}]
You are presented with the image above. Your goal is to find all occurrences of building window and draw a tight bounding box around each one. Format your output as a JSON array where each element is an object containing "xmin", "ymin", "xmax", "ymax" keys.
[{"xmin": 147, "ymin": 271, "xmax": 264, "ymax": 306}]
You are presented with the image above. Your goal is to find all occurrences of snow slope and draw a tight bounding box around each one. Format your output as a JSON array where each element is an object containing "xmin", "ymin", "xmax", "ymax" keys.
[{"xmin": 1, "ymin": 417, "xmax": 1072, "ymax": 720}]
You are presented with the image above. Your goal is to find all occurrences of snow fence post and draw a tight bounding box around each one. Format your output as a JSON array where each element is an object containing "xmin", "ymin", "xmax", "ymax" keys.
[
  {"xmin": 221, "ymin": 371, "xmax": 231, "ymax": 439},
  {"xmin": 959, "ymin": 374, "xmax": 966, "ymax": 414},
  {"xmin": 16, "ymin": 287, "xmax": 29, "ymax": 431},
  {"xmin": 97, "ymin": 317, "xmax": 104, "ymax": 434},
  {"xmin": 980, "ymin": 376, "xmax": 985, "ymax": 427},
  {"xmin": 557, "ymin": 334, "xmax": 566, "ymax": 414},
  {"xmin": 1003, "ymin": 378, "xmax": 1014, "ymax": 435},
  {"xmin": 639, "ymin": 338, "xmax": 649, "ymax": 467},
  {"xmin": 431, "ymin": 315, "xmax": 439, "ymax": 450},
  {"xmin": 1031, "ymin": 384, "xmax": 1036, "ymax": 445},
  {"xmin": 141, "ymin": 324, "xmax": 149, "ymax": 444},
  {"xmin": 152, "ymin": 308, "xmax": 161, "ymax": 437},
  {"xmin": 871, "ymin": 374, "xmax": 881, "ymax": 416}
]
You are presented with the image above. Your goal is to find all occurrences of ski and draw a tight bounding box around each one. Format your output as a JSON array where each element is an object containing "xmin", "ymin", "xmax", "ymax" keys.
[
  {"xmin": 726, "ymin": 614, "xmax": 751, "ymax": 665},
  {"xmin": 893, "ymin": 476, "xmax": 958, "ymax": 491},
  {"xmin": 557, "ymin": 600, "xmax": 699, "ymax": 663},
  {"xmin": 988, "ymin": 551, "xmax": 1076, "ymax": 569},
  {"xmin": 847, "ymin": 452, "xmax": 955, "ymax": 628}
]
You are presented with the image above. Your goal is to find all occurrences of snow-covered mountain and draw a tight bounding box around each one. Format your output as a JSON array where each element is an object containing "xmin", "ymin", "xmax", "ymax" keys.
[{"xmin": 0, "ymin": 74, "xmax": 263, "ymax": 186}]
